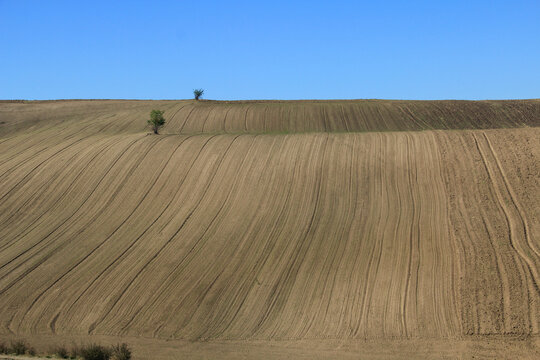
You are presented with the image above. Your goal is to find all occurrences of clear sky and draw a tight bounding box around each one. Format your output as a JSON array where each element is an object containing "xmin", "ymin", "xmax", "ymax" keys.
[{"xmin": 1, "ymin": 0, "xmax": 539, "ymax": 100}]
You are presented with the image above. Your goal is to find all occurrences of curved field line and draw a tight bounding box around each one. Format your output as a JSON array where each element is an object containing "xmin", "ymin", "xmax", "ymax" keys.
[
  {"xmin": 156, "ymin": 137, "xmax": 262, "ymax": 339},
  {"xmin": 0, "ymin": 137, "xmax": 134, "ymax": 251},
  {"xmin": 19, "ymin": 135, "xmax": 196, "ymax": 332},
  {"xmin": 0, "ymin": 112, "xmax": 110, "ymax": 165},
  {"xmin": 222, "ymin": 106, "xmax": 233, "ymax": 133},
  {"xmin": 0, "ymin": 110, "xmax": 122, "ymax": 170},
  {"xmin": 61, "ymin": 134, "xmax": 219, "ymax": 320},
  {"xmin": 0, "ymin": 117, "xmax": 119, "ymax": 199},
  {"xmin": 473, "ymin": 133, "xmax": 540, "ymax": 296},
  {"xmin": 353, "ymin": 134, "xmax": 387, "ymax": 337},
  {"xmin": 112, "ymin": 135, "xmax": 240, "ymax": 334},
  {"xmin": 201, "ymin": 106, "xmax": 214, "ymax": 134},
  {"xmin": 0, "ymin": 136, "xmax": 141, "ymax": 253},
  {"xmin": 166, "ymin": 103, "xmax": 189, "ymax": 129},
  {"xmin": 3, "ymin": 136, "xmax": 167, "ymax": 333},
  {"xmin": 86, "ymin": 134, "xmax": 247, "ymax": 334},
  {"xmin": 211, "ymin": 136, "xmax": 303, "ymax": 339},
  {"xmin": 0, "ymin": 135, "xmax": 119, "ymax": 234},
  {"xmin": 0, "ymin": 136, "xmax": 154, "ymax": 284},
  {"xmin": 243, "ymin": 105, "xmax": 252, "ymax": 132},
  {"xmin": 252, "ymin": 134, "xmax": 329, "ymax": 338},
  {"xmin": 401, "ymin": 133, "xmax": 414, "ymax": 338},
  {"xmin": 482, "ymin": 133, "xmax": 540, "ymax": 259},
  {"xmin": 0, "ymin": 120, "xmax": 99, "ymax": 177},
  {"xmin": 178, "ymin": 105, "xmax": 197, "ymax": 133},
  {"xmin": 186, "ymin": 137, "xmax": 292, "ymax": 339}
]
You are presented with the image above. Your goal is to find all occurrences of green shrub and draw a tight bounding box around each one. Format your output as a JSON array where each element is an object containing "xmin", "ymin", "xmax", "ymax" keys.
[
  {"xmin": 79, "ymin": 343, "xmax": 111, "ymax": 360},
  {"xmin": 70, "ymin": 343, "xmax": 82, "ymax": 359},
  {"xmin": 52, "ymin": 345, "xmax": 69, "ymax": 358},
  {"xmin": 147, "ymin": 109, "xmax": 166, "ymax": 134},
  {"xmin": 0, "ymin": 340, "xmax": 128, "ymax": 359},
  {"xmin": 10, "ymin": 340, "xmax": 27, "ymax": 355},
  {"xmin": 111, "ymin": 343, "xmax": 131, "ymax": 360},
  {"xmin": 28, "ymin": 346, "xmax": 36, "ymax": 356}
]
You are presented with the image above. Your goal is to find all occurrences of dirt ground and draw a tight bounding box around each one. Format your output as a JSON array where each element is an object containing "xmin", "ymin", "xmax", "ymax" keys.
[{"xmin": 0, "ymin": 100, "xmax": 538, "ymax": 358}]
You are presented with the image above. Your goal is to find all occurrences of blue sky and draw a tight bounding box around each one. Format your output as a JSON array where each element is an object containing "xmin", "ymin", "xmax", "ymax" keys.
[{"xmin": 1, "ymin": 0, "xmax": 539, "ymax": 100}]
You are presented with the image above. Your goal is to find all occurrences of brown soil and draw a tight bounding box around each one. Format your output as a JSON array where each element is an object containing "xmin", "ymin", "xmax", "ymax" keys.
[{"xmin": 0, "ymin": 100, "xmax": 538, "ymax": 358}]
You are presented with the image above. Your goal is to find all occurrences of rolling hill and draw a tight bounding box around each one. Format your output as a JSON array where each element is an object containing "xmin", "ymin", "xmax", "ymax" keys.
[{"xmin": 0, "ymin": 99, "xmax": 539, "ymax": 359}]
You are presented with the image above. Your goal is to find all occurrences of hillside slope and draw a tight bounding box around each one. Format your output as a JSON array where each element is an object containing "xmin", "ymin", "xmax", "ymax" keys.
[
  {"xmin": 1, "ymin": 99, "xmax": 539, "ymax": 135},
  {"xmin": 0, "ymin": 100, "xmax": 539, "ymax": 359}
]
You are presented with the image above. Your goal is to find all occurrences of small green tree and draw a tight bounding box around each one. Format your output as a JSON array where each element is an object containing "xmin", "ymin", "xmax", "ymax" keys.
[
  {"xmin": 147, "ymin": 109, "xmax": 165, "ymax": 134},
  {"xmin": 193, "ymin": 88, "xmax": 204, "ymax": 100}
]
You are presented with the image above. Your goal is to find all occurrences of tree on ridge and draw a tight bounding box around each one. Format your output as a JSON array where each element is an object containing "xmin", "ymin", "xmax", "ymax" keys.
[{"xmin": 193, "ymin": 89, "xmax": 204, "ymax": 100}]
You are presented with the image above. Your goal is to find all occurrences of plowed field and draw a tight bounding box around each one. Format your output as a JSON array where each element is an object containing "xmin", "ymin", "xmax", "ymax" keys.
[{"xmin": 0, "ymin": 100, "xmax": 539, "ymax": 358}]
